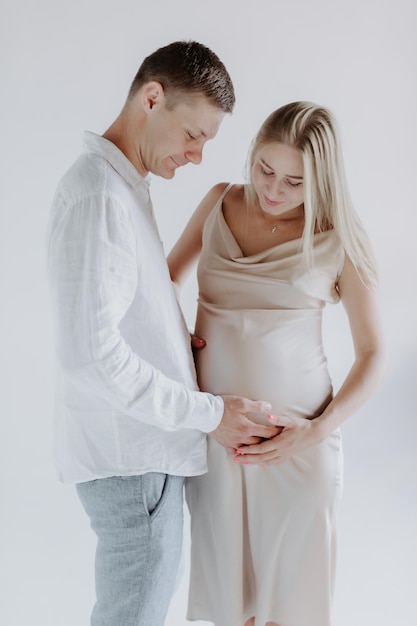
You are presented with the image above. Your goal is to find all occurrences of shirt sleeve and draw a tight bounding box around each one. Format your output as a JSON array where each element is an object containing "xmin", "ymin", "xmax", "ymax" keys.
[{"xmin": 47, "ymin": 192, "xmax": 223, "ymax": 433}]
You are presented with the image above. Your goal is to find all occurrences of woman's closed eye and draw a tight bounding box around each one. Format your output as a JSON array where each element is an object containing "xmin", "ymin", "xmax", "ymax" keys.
[{"xmin": 260, "ymin": 165, "xmax": 274, "ymax": 177}]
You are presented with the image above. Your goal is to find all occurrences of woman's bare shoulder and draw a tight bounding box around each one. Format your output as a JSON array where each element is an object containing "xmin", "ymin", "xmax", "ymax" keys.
[{"xmin": 222, "ymin": 183, "xmax": 246, "ymax": 218}]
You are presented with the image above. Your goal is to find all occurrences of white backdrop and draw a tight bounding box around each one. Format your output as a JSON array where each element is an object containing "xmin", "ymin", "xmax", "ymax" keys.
[{"xmin": 1, "ymin": 1, "xmax": 416, "ymax": 624}]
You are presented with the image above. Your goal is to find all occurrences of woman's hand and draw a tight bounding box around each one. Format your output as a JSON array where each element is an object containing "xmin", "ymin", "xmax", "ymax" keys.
[
  {"xmin": 190, "ymin": 333, "xmax": 206, "ymax": 350},
  {"xmin": 234, "ymin": 414, "xmax": 324, "ymax": 465}
]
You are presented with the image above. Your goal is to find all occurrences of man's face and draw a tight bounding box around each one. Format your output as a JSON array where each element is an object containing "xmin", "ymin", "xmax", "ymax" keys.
[{"xmin": 140, "ymin": 94, "xmax": 225, "ymax": 179}]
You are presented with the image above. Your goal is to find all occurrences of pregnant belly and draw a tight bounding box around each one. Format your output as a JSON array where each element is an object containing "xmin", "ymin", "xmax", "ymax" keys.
[{"xmin": 195, "ymin": 303, "xmax": 333, "ymax": 423}]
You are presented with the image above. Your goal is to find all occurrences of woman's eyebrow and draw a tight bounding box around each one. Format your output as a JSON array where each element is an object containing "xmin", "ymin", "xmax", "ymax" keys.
[{"xmin": 260, "ymin": 158, "xmax": 303, "ymax": 179}]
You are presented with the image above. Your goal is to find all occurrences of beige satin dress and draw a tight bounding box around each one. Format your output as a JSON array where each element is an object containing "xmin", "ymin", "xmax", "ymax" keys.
[{"xmin": 186, "ymin": 184, "xmax": 345, "ymax": 626}]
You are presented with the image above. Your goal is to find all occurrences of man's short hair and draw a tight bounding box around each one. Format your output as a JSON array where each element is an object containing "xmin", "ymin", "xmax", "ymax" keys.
[{"xmin": 128, "ymin": 40, "xmax": 235, "ymax": 113}]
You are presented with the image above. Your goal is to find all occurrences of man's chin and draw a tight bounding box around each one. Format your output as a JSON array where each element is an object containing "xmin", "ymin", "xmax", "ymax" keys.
[
  {"xmin": 157, "ymin": 161, "xmax": 177, "ymax": 179},
  {"xmin": 149, "ymin": 166, "xmax": 176, "ymax": 180},
  {"xmin": 161, "ymin": 169, "xmax": 176, "ymax": 180}
]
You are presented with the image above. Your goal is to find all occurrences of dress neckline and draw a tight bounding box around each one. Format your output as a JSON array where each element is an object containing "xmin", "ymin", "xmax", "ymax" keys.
[{"xmin": 215, "ymin": 188, "xmax": 335, "ymax": 263}]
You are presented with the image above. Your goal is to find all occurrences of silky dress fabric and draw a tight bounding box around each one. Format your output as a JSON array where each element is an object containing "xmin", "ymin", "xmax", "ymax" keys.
[{"xmin": 186, "ymin": 185, "xmax": 345, "ymax": 626}]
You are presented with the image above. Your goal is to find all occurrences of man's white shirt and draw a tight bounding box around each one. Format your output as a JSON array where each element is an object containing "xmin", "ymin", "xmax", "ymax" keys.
[{"xmin": 47, "ymin": 132, "xmax": 223, "ymax": 483}]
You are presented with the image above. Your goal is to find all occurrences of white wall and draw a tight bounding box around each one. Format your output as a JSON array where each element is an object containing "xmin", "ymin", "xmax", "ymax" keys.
[{"xmin": 1, "ymin": 1, "xmax": 416, "ymax": 624}]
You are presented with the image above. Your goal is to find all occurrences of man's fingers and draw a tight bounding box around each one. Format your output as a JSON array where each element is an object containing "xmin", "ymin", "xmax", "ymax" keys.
[
  {"xmin": 238, "ymin": 437, "xmax": 278, "ymax": 456},
  {"xmin": 215, "ymin": 396, "xmax": 290, "ymax": 452},
  {"xmin": 242, "ymin": 398, "xmax": 273, "ymax": 414},
  {"xmin": 238, "ymin": 435, "xmax": 272, "ymax": 446},
  {"xmin": 249, "ymin": 423, "xmax": 281, "ymax": 439}
]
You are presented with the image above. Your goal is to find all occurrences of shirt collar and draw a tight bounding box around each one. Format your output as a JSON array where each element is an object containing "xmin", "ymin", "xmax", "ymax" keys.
[{"xmin": 82, "ymin": 131, "xmax": 151, "ymax": 190}]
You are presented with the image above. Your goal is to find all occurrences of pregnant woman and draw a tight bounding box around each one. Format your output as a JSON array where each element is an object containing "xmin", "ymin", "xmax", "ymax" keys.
[{"xmin": 168, "ymin": 101, "xmax": 385, "ymax": 626}]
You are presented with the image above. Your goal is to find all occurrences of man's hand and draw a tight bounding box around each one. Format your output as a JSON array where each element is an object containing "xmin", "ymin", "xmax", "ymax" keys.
[
  {"xmin": 233, "ymin": 414, "xmax": 323, "ymax": 465},
  {"xmin": 209, "ymin": 395, "xmax": 281, "ymax": 453}
]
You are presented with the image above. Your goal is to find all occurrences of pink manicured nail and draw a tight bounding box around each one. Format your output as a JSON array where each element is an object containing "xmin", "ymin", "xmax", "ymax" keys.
[
  {"xmin": 242, "ymin": 462, "xmax": 249, "ymax": 465},
  {"xmin": 236, "ymin": 449, "xmax": 243, "ymax": 455},
  {"xmin": 267, "ymin": 414, "xmax": 276, "ymax": 422},
  {"xmin": 234, "ymin": 458, "xmax": 241, "ymax": 463}
]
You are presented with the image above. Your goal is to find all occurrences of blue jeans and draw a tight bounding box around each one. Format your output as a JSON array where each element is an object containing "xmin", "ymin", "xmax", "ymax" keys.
[{"xmin": 76, "ymin": 473, "xmax": 185, "ymax": 626}]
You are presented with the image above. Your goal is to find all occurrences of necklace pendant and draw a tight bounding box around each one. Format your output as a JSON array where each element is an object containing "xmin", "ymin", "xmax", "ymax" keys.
[{"xmin": 271, "ymin": 226, "xmax": 277, "ymax": 234}]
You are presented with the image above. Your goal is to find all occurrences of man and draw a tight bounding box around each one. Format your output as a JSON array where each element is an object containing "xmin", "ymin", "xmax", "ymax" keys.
[{"xmin": 47, "ymin": 41, "xmax": 275, "ymax": 626}]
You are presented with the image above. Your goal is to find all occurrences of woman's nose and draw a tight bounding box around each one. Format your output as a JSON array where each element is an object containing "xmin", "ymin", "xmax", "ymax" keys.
[{"xmin": 268, "ymin": 178, "xmax": 284, "ymax": 197}]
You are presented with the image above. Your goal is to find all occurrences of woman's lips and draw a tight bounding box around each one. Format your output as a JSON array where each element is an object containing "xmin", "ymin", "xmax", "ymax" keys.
[{"xmin": 263, "ymin": 194, "xmax": 284, "ymax": 207}]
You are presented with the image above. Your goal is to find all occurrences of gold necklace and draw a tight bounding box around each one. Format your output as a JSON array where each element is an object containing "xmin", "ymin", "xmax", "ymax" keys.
[
  {"xmin": 255, "ymin": 203, "xmax": 305, "ymax": 234},
  {"xmin": 255, "ymin": 206, "xmax": 279, "ymax": 233}
]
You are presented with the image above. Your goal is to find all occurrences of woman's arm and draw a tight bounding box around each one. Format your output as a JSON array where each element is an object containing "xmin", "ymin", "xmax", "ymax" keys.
[
  {"xmin": 310, "ymin": 255, "xmax": 386, "ymax": 440},
  {"xmin": 168, "ymin": 182, "xmax": 230, "ymax": 289},
  {"xmin": 235, "ymin": 255, "xmax": 387, "ymax": 465}
]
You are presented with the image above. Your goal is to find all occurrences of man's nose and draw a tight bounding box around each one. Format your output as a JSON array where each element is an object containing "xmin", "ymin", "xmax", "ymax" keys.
[{"xmin": 185, "ymin": 145, "xmax": 203, "ymax": 165}]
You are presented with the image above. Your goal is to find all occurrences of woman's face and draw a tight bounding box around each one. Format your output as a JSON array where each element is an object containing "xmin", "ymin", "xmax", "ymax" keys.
[{"xmin": 251, "ymin": 142, "xmax": 304, "ymax": 217}]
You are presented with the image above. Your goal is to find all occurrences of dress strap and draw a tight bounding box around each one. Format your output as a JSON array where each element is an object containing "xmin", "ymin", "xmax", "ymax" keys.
[{"xmin": 217, "ymin": 182, "xmax": 233, "ymax": 205}]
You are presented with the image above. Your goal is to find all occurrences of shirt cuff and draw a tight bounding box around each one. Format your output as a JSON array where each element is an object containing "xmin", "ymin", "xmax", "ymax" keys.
[{"xmin": 191, "ymin": 392, "xmax": 224, "ymax": 433}]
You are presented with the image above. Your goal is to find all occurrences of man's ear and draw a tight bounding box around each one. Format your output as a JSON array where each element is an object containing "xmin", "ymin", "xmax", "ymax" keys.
[{"xmin": 141, "ymin": 81, "xmax": 166, "ymax": 112}]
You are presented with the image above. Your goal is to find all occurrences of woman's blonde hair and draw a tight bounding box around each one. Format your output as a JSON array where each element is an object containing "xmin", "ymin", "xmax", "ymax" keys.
[{"xmin": 245, "ymin": 101, "xmax": 377, "ymax": 288}]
